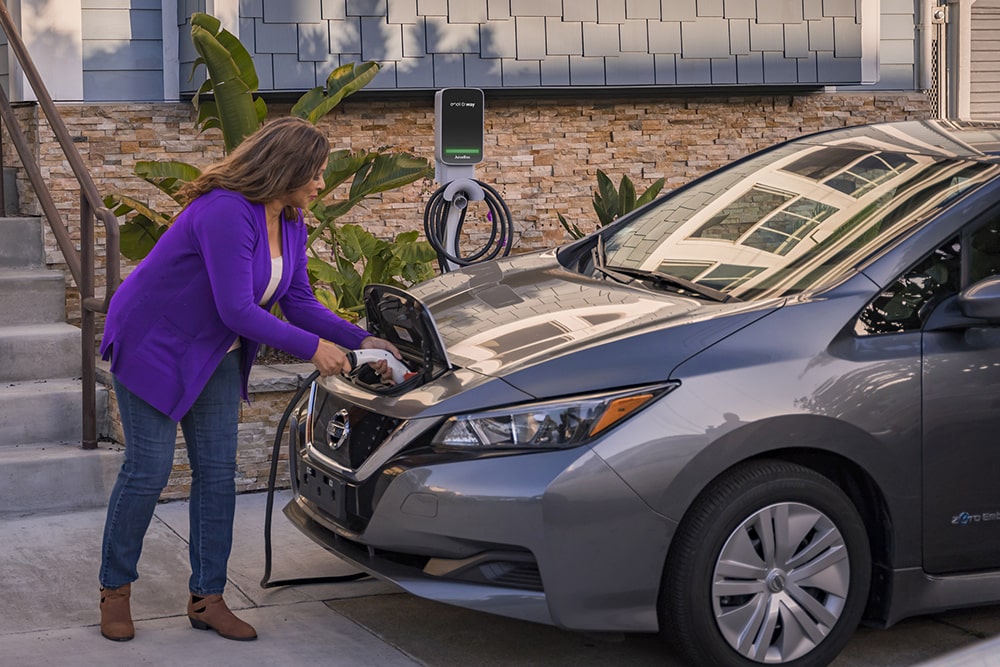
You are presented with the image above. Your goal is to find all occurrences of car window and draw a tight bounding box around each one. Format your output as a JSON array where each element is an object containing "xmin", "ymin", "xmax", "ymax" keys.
[
  {"xmin": 855, "ymin": 238, "xmax": 961, "ymax": 335},
  {"xmin": 598, "ymin": 133, "xmax": 999, "ymax": 302},
  {"xmin": 855, "ymin": 214, "xmax": 1000, "ymax": 335},
  {"xmin": 970, "ymin": 217, "xmax": 1000, "ymax": 283}
]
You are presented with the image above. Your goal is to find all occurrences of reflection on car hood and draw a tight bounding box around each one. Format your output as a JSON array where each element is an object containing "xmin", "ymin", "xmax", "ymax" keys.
[{"xmin": 404, "ymin": 252, "xmax": 780, "ymax": 397}]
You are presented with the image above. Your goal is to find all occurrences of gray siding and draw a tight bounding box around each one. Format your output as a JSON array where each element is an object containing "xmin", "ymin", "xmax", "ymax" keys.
[
  {"xmin": 178, "ymin": 0, "xmax": 209, "ymax": 95},
  {"xmin": 971, "ymin": 0, "xmax": 1000, "ymax": 119},
  {"xmin": 0, "ymin": 1, "xmax": 920, "ymax": 101},
  {"xmin": 869, "ymin": 0, "xmax": 917, "ymax": 91},
  {"xmin": 82, "ymin": 0, "xmax": 164, "ymax": 101},
  {"xmin": 192, "ymin": 0, "xmax": 880, "ymax": 94}
]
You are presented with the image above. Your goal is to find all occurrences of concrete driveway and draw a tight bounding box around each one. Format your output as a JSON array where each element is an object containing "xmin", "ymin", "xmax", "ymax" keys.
[{"xmin": 3, "ymin": 490, "xmax": 999, "ymax": 666}]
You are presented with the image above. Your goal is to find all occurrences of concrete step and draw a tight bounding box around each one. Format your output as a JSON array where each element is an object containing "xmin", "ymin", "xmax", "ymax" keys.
[
  {"xmin": 0, "ymin": 217, "xmax": 43, "ymax": 268},
  {"xmin": 0, "ymin": 442, "xmax": 122, "ymax": 515},
  {"xmin": 0, "ymin": 268, "xmax": 67, "ymax": 325},
  {"xmin": 0, "ymin": 322, "xmax": 81, "ymax": 382},
  {"xmin": 0, "ymin": 378, "xmax": 107, "ymax": 445}
]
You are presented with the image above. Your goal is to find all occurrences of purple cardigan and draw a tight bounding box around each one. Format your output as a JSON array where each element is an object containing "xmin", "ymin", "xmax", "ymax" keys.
[{"xmin": 100, "ymin": 189, "xmax": 370, "ymax": 421}]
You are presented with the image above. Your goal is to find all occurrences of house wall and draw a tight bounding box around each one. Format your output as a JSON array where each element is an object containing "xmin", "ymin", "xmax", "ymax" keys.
[
  {"xmin": 81, "ymin": 0, "xmax": 165, "ymax": 102},
  {"xmin": 876, "ymin": 0, "xmax": 920, "ymax": 90},
  {"xmin": 971, "ymin": 0, "xmax": 1000, "ymax": 119},
  {"xmin": 0, "ymin": 0, "xmax": 975, "ymax": 103},
  {"xmin": 207, "ymin": 0, "xmax": 883, "ymax": 94}
]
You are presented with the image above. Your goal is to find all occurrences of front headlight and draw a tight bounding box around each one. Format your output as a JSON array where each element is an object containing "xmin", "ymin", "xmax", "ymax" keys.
[{"xmin": 432, "ymin": 383, "xmax": 677, "ymax": 451}]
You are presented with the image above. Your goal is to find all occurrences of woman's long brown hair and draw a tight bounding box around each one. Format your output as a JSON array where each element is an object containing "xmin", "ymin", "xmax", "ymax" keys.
[{"xmin": 178, "ymin": 116, "xmax": 329, "ymax": 221}]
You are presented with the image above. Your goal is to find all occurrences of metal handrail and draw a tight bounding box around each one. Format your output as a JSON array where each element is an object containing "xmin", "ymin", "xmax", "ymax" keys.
[{"xmin": 0, "ymin": 0, "xmax": 120, "ymax": 449}]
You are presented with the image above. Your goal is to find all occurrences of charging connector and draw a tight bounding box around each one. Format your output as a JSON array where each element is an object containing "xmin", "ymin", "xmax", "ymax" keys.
[{"xmin": 345, "ymin": 349, "xmax": 412, "ymax": 384}]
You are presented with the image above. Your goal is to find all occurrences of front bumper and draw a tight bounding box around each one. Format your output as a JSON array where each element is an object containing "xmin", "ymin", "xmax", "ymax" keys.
[
  {"xmin": 288, "ymin": 431, "xmax": 677, "ymax": 633},
  {"xmin": 284, "ymin": 497, "xmax": 554, "ymax": 625}
]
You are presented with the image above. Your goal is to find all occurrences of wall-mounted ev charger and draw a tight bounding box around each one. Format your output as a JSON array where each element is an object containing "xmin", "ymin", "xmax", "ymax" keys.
[
  {"xmin": 434, "ymin": 87, "xmax": 484, "ymax": 179},
  {"xmin": 426, "ymin": 88, "xmax": 513, "ymax": 272}
]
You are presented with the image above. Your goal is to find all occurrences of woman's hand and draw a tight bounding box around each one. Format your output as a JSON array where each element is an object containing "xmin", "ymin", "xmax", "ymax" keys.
[
  {"xmin": 360, "ymin": 335, "xmax": 401, "ymax": 357},
  {"xmin": 359, "ymin": 335, "xmax": 403, "ymax": 383},
  {"xmin": 310, "ymin": 339, "xmax": 352, "ymax": 377}
]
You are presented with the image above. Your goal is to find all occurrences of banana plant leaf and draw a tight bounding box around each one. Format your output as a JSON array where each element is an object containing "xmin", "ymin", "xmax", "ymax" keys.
[
  {"xmin": 307, "ymin": 256, "xmax": 347, "ymax": 285},
  {"xmin": 103, "ymin": 193, "xmax": 171, "ymax": 226},
  {"xmin": 134, "ymin": 160, "xmax": 202, "ymax": 202},
  {"xmin": 307, "ymin": 152, "xmax": 430, "ymax": 246},
  {"xmin": 337, "ymin": 224, "xmax": 383, "ymax": 264},
  {"xmin": 348, "ymin": 153, "xmax": 431, "ymax": 200},
  {"xmin": 118, "ymin": 214, "xmax": 170, "ymax": 260},
  {"xmin": 194, "ymin": 98, "xmax": 222, "ymax": 133},
  {"xmin": 190, "ymin": 13, "xmax": 260, "ymax": 93},
  {"xmin": 190, "ymin": 14, "xmax": 261, "ymax": 152},
  {"xmin": 212, "ymin": 26, "xmax": 259, "ymax": 92},
  {"xmin": 316, "ymin": 150, "xmax": 374, "ymax": 199},
  {"xmin": 291, "ymin": 62, "xmax": 381, "ymax": 124}
]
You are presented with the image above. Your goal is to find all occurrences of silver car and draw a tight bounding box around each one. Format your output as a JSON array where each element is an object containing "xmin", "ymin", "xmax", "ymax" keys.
[{"xmin": 285, "ymin": 119, "xmax": 1000, "ymax": 666}]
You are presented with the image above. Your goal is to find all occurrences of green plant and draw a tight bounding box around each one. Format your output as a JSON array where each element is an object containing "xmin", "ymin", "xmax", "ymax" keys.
[
  {"xmin": 303, "ymin": 147, "xmax": 435, "ymax": 317},
  {"xmin": 105, "ymin": 11, "xmax": 434, "ymax": 320},
  {"xmin": 308, "ymin": 226, "xmax": 436, "ymax": 319},
  {"xmin": 189, "ymin": 12, "xmax": 267, "ymax": 153},
  {"xmin": 558, "ymin": 169, "xmax": 665, "ymax": 239}
]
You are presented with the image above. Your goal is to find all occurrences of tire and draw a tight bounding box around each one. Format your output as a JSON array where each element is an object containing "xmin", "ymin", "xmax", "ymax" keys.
[{"xmin": 661, "ymin": 460, "xmax": 871, "ymax": 667}]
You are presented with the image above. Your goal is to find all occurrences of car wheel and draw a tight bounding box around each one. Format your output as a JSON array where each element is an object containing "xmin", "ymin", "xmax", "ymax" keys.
[{"xmin": 661, "ymin": 460, "xmax": 871, "ymax": 666}]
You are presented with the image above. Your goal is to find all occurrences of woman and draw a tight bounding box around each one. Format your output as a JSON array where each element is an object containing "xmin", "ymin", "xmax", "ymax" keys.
[{"xmin": 97, "ymin": 117, "xmax": 400, "ymax": 642}]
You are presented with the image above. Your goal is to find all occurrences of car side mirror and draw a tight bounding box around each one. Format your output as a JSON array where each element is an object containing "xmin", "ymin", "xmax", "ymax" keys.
[{"xmin": 958, "ymin": 275, "xmax": 1000, "ymax": 321}]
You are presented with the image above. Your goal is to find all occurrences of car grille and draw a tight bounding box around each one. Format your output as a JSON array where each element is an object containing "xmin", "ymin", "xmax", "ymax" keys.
[
  {"xmin": 311, "ymin": 393, "xmax": 402, "ymax": 470},
  {"xmin": 301, "ymin": 388, "xmax": 416, "ymax": 531}
]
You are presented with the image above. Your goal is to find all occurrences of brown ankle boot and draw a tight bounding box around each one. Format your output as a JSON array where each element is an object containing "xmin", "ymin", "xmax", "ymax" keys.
[
  {"xmin": 187, "ymin": 594, "xmax": 257, "ymax": 641},
  {"xmin": 99, "ymin": 584, "xmax": 134, "ymax": 641}
]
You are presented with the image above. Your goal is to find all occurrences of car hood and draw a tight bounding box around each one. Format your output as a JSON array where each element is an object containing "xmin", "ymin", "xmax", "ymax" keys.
[{"xmin": 386, "ymin": 251, "xmax": 781, "ymax": 398}]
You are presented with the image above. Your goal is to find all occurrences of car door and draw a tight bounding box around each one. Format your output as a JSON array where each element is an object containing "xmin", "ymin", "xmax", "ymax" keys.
[{"xmin": 920, "ymin": 211, "xmax": 1000, "ymax": 573}]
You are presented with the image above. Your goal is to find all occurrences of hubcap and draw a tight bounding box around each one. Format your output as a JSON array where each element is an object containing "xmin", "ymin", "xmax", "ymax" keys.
[
  {"xmin": 712, "ymin": 502, "xmax": 850, "ymax": 663},
  {"xmin": 765, "ymin": 570, "xmax": 786, "ymax": 593}
]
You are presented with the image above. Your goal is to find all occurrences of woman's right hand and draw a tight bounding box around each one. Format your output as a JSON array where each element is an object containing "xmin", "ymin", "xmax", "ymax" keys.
[{"xmin": 311, "ymin": 339, "xmax": 352, "ymax": 377}]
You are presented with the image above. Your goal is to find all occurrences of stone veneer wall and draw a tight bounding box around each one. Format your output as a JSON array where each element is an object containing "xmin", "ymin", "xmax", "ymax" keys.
[{"xmin": 5, "ymin": 90, "xmax": 932, "ymax": 497}]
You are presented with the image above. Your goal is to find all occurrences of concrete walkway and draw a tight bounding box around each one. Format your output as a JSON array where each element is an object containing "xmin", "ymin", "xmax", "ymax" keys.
[
  {"xmin": 1, "ymin": 490, "xmax": 413, "ymax": 666},
  {"xmin": 3, "ymin": 490, "xmax": 1000, "ymax": 666}
]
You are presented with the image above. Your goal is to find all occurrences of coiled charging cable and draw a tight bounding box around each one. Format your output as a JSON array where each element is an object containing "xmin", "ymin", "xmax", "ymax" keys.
[{"xmin": 423, "ymin": 178, "xmax": 513, "ymax": 272}]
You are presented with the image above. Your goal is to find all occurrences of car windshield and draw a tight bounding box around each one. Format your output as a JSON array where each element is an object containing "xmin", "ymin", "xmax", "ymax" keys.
[{"xmin": 598, "ymin": 135, "xmax": 1000, "ymax": 301}]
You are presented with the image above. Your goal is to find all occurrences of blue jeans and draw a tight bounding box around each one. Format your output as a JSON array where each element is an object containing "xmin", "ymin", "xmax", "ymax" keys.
[{"xmin": 100, "ymin": 350, "xmax": 241, "ymax": 596}]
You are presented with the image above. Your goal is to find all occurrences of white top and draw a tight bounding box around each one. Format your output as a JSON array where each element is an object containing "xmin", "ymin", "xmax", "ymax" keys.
[{"xmin": 228, "ymin": 256, "xmax": 283, "ymax": 352}]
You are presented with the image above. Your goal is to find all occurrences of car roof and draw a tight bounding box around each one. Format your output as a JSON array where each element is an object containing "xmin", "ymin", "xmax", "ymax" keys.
[{"xmin": 790, "ymin": 119, "xmax": 1000, "ymax": 163}]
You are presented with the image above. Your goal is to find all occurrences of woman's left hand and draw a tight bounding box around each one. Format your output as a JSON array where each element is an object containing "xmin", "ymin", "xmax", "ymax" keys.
[{"xmin": 359, "ymin": 335, "xmax": 402, "ymax": 383}]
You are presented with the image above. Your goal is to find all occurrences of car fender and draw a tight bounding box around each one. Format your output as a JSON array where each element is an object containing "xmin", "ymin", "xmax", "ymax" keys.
[{"xmin": 595, "ymin": 410, "xmax": 920, "ymax": 570}]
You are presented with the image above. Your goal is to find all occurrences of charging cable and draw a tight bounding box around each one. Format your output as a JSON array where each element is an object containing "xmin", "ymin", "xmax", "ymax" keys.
[
  {"xmin": 261, "ymin": 368, "xmax": 368, "ymax": 588},
  {"xmin": 423, "ymin": 178, "xmax": 513, "ymax": 272},
  {"xmin": 261, "ymin": 345, "xmax": 423, "ymax": 587}
]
